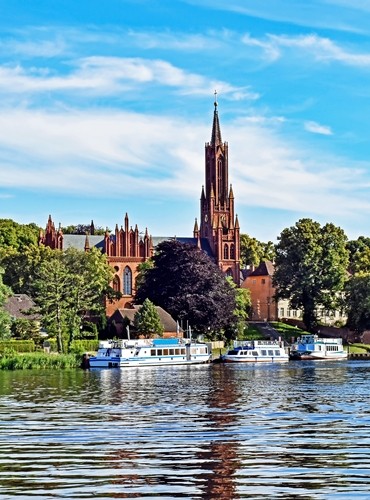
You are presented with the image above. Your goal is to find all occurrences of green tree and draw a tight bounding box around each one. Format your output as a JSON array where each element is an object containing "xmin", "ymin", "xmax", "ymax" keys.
[
  {"xmin": 33, "ymin": 248, "xmax": 113, "ymax": 352},
  {"xmin": 345, "ymin": 273, "xmax": 370, "ymax": 334},
  {"xmin": 2, "ymin": 244, "xmax": 55, "ymax": 295},
  {"xmin": 0, "ymin": 267, "xmax": 12, "ymax": 339},
  {"xmin": 226, "ymin": 276, "xmax": 251, "ymax": 336},
  {"xmin": 61, "ymin": 224, "xmax": 108, "ymax": 235},
  {"xmin": 240, "ymin": 233, "xmax": 275, "ymax": 268},
  {"xmin": 134, "ymin": 298, "xmax": 164, "ymax": 338},
  {"xmin": 347, "ymin": 236, "xmax": 370, "ymax": 274},
  {"xmin": 0, "ymin": 219, "xmax": 40, "ymax": 258},
  {"xmin": 273, "ymin": 218, "xmax": 349, "ymax": 332},
  {"xmin": 135, "ymin": 240, "xmax": 237, "ymax": 338}
]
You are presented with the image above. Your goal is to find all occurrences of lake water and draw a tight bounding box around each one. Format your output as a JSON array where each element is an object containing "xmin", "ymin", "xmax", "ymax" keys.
[{"xmin": 1, "ymin": 360, "xmax": 370, "ymax": 499}]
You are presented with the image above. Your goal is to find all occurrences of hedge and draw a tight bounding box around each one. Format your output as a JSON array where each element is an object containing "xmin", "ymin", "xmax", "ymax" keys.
[{"xmin": 0, "ymin": 340, "xmax": 35, "ymax": 353}]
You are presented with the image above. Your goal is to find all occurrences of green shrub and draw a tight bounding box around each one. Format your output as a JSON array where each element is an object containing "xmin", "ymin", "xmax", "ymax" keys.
[
  {"xmin": 69, "ymin": 339, "xmax": 99, "ymax": 354},
  {"xmin": 0, "ymin": 340, "xmax": 35, "ymax": 353}
]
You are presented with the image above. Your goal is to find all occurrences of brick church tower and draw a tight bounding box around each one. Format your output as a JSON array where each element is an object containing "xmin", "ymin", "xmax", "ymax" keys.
[{"xmin": 194, "ymin": 96, "xmax": 240, "ymax": 283}]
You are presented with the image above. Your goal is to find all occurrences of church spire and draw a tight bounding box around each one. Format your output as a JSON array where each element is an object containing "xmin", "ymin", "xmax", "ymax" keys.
[{"xmin": 211, "ymin": 91, "xmax": 222, "ymax": 146}]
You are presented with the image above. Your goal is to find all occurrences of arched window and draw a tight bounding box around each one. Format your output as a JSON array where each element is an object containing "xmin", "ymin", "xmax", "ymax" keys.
[
  {"xmin": 113, "ymin": 275, "xmax": 120, "ymax": 293},
  {"xmin": 124, "ymin": 266, "xmax": 132, "ymax": 295},
  {"xmin": 224, "ymin": 244, "xmax": 229, "ymax": 260},
  {"xmin": 230, "ymin": 244, "xmax": 235, "ymax": 259}
]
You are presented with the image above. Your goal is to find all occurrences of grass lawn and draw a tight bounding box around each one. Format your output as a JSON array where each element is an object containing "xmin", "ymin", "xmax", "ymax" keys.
[{"xmin": 269, "ymin": 322, "xmax": 308, "ymax": 341}]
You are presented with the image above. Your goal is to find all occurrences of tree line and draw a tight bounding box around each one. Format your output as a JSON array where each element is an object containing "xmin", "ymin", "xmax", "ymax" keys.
[{"xmin": 1, "ymin": 217, "xmax": 370, "ymax": 350}]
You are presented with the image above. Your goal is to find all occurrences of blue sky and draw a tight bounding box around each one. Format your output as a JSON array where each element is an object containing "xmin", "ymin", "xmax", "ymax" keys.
[{"xmin": 1, "ymin": 0, "xmax": 370, "ymax": 243}]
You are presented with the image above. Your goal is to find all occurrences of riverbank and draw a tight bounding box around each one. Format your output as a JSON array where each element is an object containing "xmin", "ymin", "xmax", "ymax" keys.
[{"xmin": 0, "ymin": 352, "xmax": 81, "ymax": 370}]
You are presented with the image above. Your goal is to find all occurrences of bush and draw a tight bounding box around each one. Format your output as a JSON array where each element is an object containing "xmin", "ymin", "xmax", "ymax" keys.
[
  {"xmin": 69, "ymin": 340, "xmax": 99, "ymax": 354},
  {"xmin": 0, "ymin": 340, "xmax": 35, "ymax": 353}
]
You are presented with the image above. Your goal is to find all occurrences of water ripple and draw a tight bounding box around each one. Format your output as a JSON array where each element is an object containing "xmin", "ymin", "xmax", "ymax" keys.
[{"xmin": 0, "ymin": 361, "xmax": 370, "ymax": 498}]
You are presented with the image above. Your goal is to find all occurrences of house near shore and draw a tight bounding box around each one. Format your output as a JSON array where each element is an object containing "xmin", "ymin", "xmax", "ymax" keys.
[
  {"xmin": 108, "ymin": 305, "xmax": 184, "ymax": 339},
  {"xmin": 242, "ymin": 260, "xmax": 347, "ymax": 326}
]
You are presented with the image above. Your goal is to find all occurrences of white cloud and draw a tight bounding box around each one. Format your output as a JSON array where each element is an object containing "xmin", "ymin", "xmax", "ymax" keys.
[
  {"xmin": 304, "ymin": 121, "xmax": 333, "ymax": 135},
  {"xmin": 241, "ymin": 32, "xmax": 370, "ymax": 67},
  {"xmin": 0, "ymin": 57, "xmax": 255, "ymax": 100},
  {"xmin": 0, "ymin": 107, "xmax": 369, "ymax": 221}
]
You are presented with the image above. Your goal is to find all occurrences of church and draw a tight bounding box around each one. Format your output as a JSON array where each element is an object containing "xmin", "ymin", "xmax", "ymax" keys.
[{"xmin": 39, "ymin": 99, "xmax": 241, "ymax": 316}]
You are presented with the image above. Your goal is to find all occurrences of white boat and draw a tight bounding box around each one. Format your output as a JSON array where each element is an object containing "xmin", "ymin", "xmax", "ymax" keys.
[
  {"xmin": 222, "ymin": 339, "xmax": 289, "ymax": 363},
  {"xmin": 289, "ymin": 334, "xmax": 348, "ymax": 360},
  {"xmin": 88, "ymin": 337, "xmax": 212, "ymax": 368}
]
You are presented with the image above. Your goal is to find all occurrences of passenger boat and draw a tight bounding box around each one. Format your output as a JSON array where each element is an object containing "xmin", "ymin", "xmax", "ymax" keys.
[
  {"xmin": 88, "ymin": 337, "xmax": 211, "ymax": 368},
  {"xmin": 289, "ymin": 334, "xmax": 348, "ymax": 360},
  {"xmin": 222, "ymin": 339, "xmax": 289, "ymax": 363}
]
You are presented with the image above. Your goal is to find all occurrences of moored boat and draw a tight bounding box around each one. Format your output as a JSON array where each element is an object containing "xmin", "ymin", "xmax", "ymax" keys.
[
  {"xmin": 222, "ymin": 339, "xmax": 289, "ymax": 363},
  {"xmin": 289, "ymin": 334, "xmax": 348, "ymax": 360},
  {"xmin": 88, "ymin": 337, "xmax": 211, "ymax": 368}
]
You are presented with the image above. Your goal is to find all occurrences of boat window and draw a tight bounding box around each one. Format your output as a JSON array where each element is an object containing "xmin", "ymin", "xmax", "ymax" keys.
[
  {"xmin": 228, "ymin": 350, "xmax": 239, "ymax": 355},
  {"xmin": 163, "ymin": 349, "xmax": 168, "ymax": 355},
  {"xmin": 274, "ymin": 350, "xmax": 280, "ymax": 356},
  {"xmin": 261, "ymin": 350, "xmax": 267, "ymax": 356},
  {"xmin": 268, "ymin": 350, "xmax": 274, "ymax": 356},
  {"xmin": 151, "ymin": 349, "xmax": 156, "ymax": 356},
  {"xmin": 175, "ymin": 349, "xmax": 180, "ymax": 355},
  {"xmin": 157, "ymin": 349, "xmax": 162, "ymax": 356},
  {"xmin": 252, "ymin": 351, "xmax": 258, "ymax": 356},
  {"xmin": 191, "ymin": 347, "xmax": 197, "ymax": 354},
  {"xmin": 180, "ymin": 348, "xmax": 186, "ymax": 355},
  {"xmin": 169, "ymin": 349, "xmax": 174, "ymax": 355}
]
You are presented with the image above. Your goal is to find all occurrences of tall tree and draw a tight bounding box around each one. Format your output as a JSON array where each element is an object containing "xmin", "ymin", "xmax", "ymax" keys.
[
  {"xmin": 226, "ymin": 276, "xmax": 251, "ymax": 336},
  {"xmin": 345, "ymin": 273, "xmax": 370, "ymax": 334},
  {"xmin": 347, "ymin": 236, "xmax": 370, "ymax": 274},
  {"xmin": 33, "ymin": 247, "xmax": 113, "ymax": 352},
  {"xmin": 134, "ymin": 298, "xmax": 164, "ymax": 338},
  {"xmin": 273, "ymin": 218, "xmax": 349, "ymax": 331},
  {"xmin": 0, "ymin": 219, "xmax": 40, "ymax": 258},
  {"xmin": 0, "ymin": 267, "xmax": 12, "ymax": 340},
  {"xmin": 135, "ymin": 240, "xmax": 237, "ymax": 338},
  {"xmin": 240, "ymin": 233, "xmax": 275, "ymax": 268}
]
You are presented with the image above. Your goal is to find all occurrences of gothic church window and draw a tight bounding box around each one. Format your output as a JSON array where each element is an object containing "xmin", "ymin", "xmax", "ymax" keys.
[
  {"xmin": 230, "ymin": 244, "xmax": 235, "ymax": 259},
  {"xmin": 113, "ymin": 275, "xmax": 120, "ymax": 293},
  {"xmin": 124, "ymin": 266, "xmax": 132, "ymax": 295},
  {"xmin": 224, "ymin": 244, "xmax": 229, "ymax": 260}
]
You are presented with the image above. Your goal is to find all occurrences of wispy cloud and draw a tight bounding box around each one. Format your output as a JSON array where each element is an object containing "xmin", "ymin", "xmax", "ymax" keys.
[
  {"xmin": 304, "ymin": 121, "xmax": 333, "ymax": 135},
  {"xmin": 242, "ymin": 33, "xmax": 370, "ymax": 67},
  {"xmin": 0, "ymin": 57, "xmax": 255, "ymax": 100},
  {"xmin": 0, "ymin": 107, "xmax": 368, "ymax": 220}
]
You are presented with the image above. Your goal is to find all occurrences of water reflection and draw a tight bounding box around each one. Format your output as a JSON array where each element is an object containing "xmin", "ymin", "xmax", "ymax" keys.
[{"xmin": 0, "ymin": 362, "xmax": 370, "ymax": 498}]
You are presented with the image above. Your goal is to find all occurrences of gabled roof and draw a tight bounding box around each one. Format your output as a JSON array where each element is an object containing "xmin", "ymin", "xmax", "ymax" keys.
[
  {"xmin": 4, "ymin": 294, "xmax": 40, "ymax": 320},
  {"xmin": 248, "ymin": 260, "xmax": 275, "ymax": 277},
  {"xmin": 110, "ymin": 305, "xmax": 182, "ymax": 333}
]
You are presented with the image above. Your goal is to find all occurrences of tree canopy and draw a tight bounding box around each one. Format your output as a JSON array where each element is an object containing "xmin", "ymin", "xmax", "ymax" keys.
[
  {"xmin": 0, "ymin": 219, "xmax": 40, "ymax": 258},
  {"xmin": 345, "ymin": 273, "xmax": 370, "ymax": 334},
  {"xmin": 134, "ymin": 298, "xmax": 164, "ymax": 338},
  {"xmin": 273, "ymin": 218, "xmax": 349, "ymax": 331},
  {"xmin": 0, "ymin": 267, "xmax": 12, "ymax": 340},
  {"xmin": 240, "ymin": 233, "xmax": 275, "ymax": 268},
  {"xmin": 32, "ymin": 247, "xmax": 113, "ymax": 352},
  {"xmin": 135, "ymin": 240, "xmax": 237, "ymax": 338}
]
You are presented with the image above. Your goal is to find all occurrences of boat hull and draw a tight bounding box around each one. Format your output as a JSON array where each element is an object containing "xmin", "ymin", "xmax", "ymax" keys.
[
  {"xmin": 289, "ymin": 352, "xmax": 348, "ymax": 361},
  {"xmin": 223, "ymin": 358, "xmax": 288, "ymax": 363},
  {"xmin": 89, "ymin": 356, "xmax": 211, "ymax": 368}
]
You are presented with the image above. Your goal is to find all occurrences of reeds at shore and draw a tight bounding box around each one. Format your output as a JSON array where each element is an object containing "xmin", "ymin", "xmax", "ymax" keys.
[{"xmin": 0, "ymin": 352, "xmax": 81, "ymax": 370}]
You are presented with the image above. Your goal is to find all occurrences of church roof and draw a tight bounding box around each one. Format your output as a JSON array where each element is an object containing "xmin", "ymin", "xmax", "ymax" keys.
[
  {"xmin": 63, "ymin": 234, "xmax": 105, "ymax": 251},
  {"xmin": 211, "ymin": 99, "xmax": 222, "ymax": 146}
]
